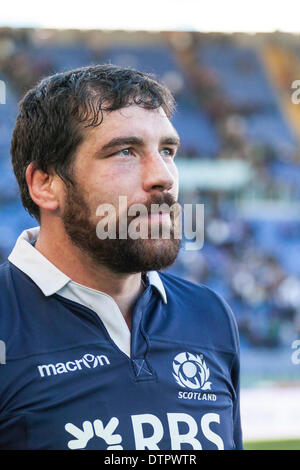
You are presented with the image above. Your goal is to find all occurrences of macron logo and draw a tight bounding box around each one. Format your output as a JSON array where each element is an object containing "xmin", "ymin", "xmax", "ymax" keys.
[{"xmin": 37, "ymin": 353, "xmax": 110, "ymax": 378}]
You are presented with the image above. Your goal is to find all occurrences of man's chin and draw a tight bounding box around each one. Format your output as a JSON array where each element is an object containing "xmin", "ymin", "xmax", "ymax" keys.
[
  {"xmin": 115, "ymin": 237, "xmax": 181, "ymax": 274},
  {"xmin": 87, "ymin": 237, "xmax": 181, "ymax": 275}
]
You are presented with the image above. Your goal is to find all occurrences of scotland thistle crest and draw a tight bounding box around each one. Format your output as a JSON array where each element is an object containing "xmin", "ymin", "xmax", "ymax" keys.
[{"xmin": 172, "ymin": 352, "xmax": 212, "ymax": 390}]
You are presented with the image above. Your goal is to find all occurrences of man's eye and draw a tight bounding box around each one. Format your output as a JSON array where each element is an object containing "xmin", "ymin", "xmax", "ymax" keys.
[
  {"xmin": 116, "ymin": 148, "xmax": 134, "ymax": 157},
  {"xmin": 161, "ymin": 148, "xmax": 175, "ymax": 157},
  {"xmin": 108, "ymin": 148, "xmax": 133, "ymax": 158}
]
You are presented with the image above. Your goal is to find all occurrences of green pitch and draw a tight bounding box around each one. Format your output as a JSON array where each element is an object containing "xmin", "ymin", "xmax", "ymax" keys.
[{"xmin": 244, "ymin": 439, "xmax": 300, "ymax": 450}]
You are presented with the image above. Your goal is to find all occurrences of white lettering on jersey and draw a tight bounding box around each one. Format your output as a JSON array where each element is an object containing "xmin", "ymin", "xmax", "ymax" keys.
[
  {"xmin": 38, "ymin": 353, "xmax": 110, "ymax": 377},
  {"xmin": 65, "ymin": 412, "xmax": 224, "ymax": 450},
  {"xmin": 201, "ymin": 413, "xmax": 224, "ymax": 450},
  {"xmin": 167, "ymin": 413, "xmax": 202, "ymax": 449},
  {"xmin": 131, "ymin": 414, "xmax": 164, "ymax": 450}
]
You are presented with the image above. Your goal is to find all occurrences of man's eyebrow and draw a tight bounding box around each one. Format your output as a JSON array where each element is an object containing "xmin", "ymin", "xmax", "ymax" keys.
[
  {"xmin": 98, "ymin": 135, "xmax": 181, "ymax": 155},
  {"xmin": 99, "ymin": 137, "xmax": 144, "ymax": 153},
  {"xmin": 160, "ymin": 136, "xmax": 181, "ymax": 147}
]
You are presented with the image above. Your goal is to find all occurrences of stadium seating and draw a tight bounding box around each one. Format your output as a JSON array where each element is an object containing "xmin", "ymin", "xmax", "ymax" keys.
[
  {"xmin": 243, "ymin": 110, "xmax": 298, "ymax": 155},
  {"xmin": 29, "ymin": 43, "xmax": 94, "ymax": 73},
  {"xmin": 196, "ymin": 42, "xmax": 278, "ymax": 109}
]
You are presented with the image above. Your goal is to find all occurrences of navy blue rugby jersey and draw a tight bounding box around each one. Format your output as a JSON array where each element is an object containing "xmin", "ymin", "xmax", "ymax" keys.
[{"xmin": 0, "ymin": 261, "xmax": 243, "ymax": 450}]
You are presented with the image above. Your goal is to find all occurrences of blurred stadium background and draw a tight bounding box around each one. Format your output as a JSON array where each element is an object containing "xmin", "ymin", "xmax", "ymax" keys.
[{"xmin": 0, "ymin": 26, "xmax": 300, "ymax": 449}]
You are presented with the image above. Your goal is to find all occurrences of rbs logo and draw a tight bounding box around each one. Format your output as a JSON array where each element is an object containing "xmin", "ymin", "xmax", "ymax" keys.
[{"xmin": 65, "ymin": 412, "xmax": 224, "ymax": 450}]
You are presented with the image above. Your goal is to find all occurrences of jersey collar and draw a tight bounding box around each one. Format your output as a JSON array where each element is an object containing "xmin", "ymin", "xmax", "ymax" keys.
[{"xmin": 8, "ymin": 226, "xmax": 167, "ymax": 303}]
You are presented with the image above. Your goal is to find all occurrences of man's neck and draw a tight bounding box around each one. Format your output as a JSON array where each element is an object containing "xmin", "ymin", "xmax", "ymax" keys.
[{"xmin": 34, "ymin": 225, "xmax": 145, "ymax": 330}]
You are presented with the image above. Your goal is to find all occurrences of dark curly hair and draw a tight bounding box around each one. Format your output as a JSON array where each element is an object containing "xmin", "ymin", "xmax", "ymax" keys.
[{"xmin": 10, "ymin": 64, "xmax": 176, "ymax": 220}]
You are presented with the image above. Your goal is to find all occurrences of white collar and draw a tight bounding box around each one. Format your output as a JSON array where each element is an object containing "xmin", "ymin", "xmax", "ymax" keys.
[{"xmin": 8, "ymin": 227, "xmax": 167, "ymax": 303}]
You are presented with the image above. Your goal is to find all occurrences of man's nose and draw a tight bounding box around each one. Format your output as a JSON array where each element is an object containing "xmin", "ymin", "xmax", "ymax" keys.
[{"xmin": 141, "ymin": 152, "xmax": 176, "ymax": 193}]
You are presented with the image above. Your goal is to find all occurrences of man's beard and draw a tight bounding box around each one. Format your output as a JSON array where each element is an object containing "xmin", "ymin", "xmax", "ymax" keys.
[{"xmin": 62, "ymin": 183, "xmax": 181, "ymax": 274}]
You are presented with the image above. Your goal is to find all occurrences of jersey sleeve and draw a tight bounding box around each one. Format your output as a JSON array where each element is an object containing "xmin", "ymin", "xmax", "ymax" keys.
[
  {"xmin": 206, "ymin": 287, "xmax": 244, "ymax": 450},
  {"xmin": 230, "ymin": 348, "xmax": 243, "ymax": 449},
  {"xmin": 223, "ymin": 297, "xmax": 244, "ymax": 450}
]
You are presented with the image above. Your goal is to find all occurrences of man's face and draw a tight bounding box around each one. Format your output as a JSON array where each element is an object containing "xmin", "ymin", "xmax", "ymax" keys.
[{"xmin": 61, "ymin": 104, "xmax": 181, "ymax": 274}]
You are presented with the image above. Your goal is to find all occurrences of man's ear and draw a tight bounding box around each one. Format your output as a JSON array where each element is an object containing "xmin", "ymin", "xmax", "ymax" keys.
[{"xmin": 25, "ymin": 162, "xmax": 62, "ymax": 213}]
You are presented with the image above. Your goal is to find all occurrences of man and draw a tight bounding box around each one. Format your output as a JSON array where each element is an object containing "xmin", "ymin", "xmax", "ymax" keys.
[{"xmin": 0, "ymin": 65, "xmax": 243, "ymax": 450}]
